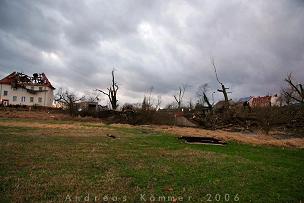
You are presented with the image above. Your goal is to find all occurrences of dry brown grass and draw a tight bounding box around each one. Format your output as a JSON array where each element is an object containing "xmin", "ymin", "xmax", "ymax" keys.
[
  {"xmin": 0, "ymin": 110, "xmax": 101, "ymax": 122},
  {"xmin": 1, "ymin": 110, "xmax": 303, "ymax": 148},
  {"xmin": 0, "ymin": 110, "xmax": 68, "ymax": 119},
  {"xmin": 153, "ymin": 125, "xmax": 304, "ymax": 148},
  {"xmin": 0, "ymin": 121, "xmax": 79, "ymax": 129},
  {"xmin": 0, "ymin": 119, "xmax": 105, "ymax": 129},
  {"xmin": 111, "ymin": 124, "xmax": 304, "ymax": 148}
]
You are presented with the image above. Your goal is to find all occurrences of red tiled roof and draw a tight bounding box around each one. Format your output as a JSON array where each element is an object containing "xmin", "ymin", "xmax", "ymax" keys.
[
  {"xmin": 0, "ymin": 72, "xmax": 55, "ymax": 90},
  {"xmin": 0, "ymin": 72, "xmax": 16, "ymax": 85}
]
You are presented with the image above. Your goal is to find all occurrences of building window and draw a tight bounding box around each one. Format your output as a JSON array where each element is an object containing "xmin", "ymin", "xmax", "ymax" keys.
[
  {"xmin": 21, "ymin": 96, "xmax": 26, "ymax": 102},
  {"xmin": 13, "ymin": 96, "xmax": 17, "ymax": 101},
  {"xmin": 30, "ymin": 97, "xmax": 34, "ymax": 102},
  {"xmin": 39, "ymin": 87, "xmax": 43, "ymax": 91},
  {"xmin": 38, "ymin": 97, "xmax": 42, "ymax": 103},
  {"xmin": 3, "ymin": 90, "xmax": 8, "ymax": 96}
]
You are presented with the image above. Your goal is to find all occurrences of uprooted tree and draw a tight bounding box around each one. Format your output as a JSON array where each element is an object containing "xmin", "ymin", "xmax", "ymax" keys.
[
  {"xmin": 282, "ymin": 73, "xmax": 304, "ymax": 105},
  {"xmin": 55, "ymin": 88, "xmax": 85, "ymax": 116},
  {"xmin": 96, "ymin": 70, "xmax": 119, "ymax": 110},
  {"xmin": 174, "ymin": 84, "xmax": 187, "ymax": 109},
  {"xmin": 211, "ymin": 58, "xmax": 231, "ymax": 107}
]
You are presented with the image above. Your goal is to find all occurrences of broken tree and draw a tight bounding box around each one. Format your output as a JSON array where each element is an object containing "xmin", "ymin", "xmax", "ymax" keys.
[
  {"xmin": 211, "ymin": 58, "xmax": 231, "ymax": 107},
  {"xmin": 96, "ymin": 70, "xmax": 119, "ymax": 110},
  {"xmin": 174, "ymin": 85, "xmax": 187, "ymax": 109}
]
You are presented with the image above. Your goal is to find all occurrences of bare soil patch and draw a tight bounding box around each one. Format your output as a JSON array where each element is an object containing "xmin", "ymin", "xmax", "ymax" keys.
[
  {"xmin": 179, "ymin": 136, "xmax": 226, "ymax": 145},
  {"xmin": 151, "ymin": 125, "xmax": 304, "ymax": 148}
]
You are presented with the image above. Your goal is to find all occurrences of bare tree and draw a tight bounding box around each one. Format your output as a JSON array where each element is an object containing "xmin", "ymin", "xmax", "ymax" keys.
[
  {"xmin": 282, "ymin": 73, "xmax": 304, "ymax": 104},
  {"xmin": 142, "ymin": 96, "xmax": 149, "ymax": 111},
  {"xmin": 142, "ymin": 86, "xmax": 154, "ymax": 111},
  {"xmin": 155, "ymin": 95, "xmax": 162, "ymax": 110},
  {"xmin": 96, "ymin": 70, "xmax": 119, "ymax": 110},
  {"xmin": 281, "ymin": 89, "xmax": 292, "ymax": 105},
  {"xmin": 146, "ymin": 86, "xmax": 154, "ymax": 108},
  {"xmin": 189, "ymin": 98, "xmax": 194, "ymax": 110},
  {"xmin": 55, "ymin": 88, "xmax": 85, "ymax": 116},
  {"xmin": 196, "ymin": 83, "xmax": 212, "ymax": 110},
  {"xmin": 174, "ymin": 85, "xmax": 187, "ymax": 109},
  {"xmin": 211, "ymin": 57, "xmax": 231, "ymax": 106},
  {"xmin": 142, "ymin": 87, "xmax": 162, "ymax": 111}
]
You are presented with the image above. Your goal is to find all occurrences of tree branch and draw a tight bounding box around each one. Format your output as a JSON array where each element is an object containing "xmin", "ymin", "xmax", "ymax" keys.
[
  {"xmin": 211, "ymin": 57, "xmax": 222, "ymax": 85},
  {"xmin": 96, "ymin": 89, "xmax": 110, "ymax": 96}
]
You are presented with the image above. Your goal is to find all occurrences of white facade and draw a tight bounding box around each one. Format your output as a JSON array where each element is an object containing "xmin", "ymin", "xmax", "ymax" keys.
[
  {"xmin": 270, "ymin": 95, "xmax": 282, "ymax": 107},
  {"xmin": 0, "ymin": 84, "xmax": 54, "ymax": 107}
]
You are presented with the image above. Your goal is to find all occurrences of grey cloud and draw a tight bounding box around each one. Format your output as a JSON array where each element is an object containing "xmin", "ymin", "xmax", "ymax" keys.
[{"xmin": 0, "ymin": 0, "xmax": 303, "ymax": 106}]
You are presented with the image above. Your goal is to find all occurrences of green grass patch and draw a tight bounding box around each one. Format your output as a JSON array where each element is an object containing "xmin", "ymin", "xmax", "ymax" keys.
[{"xmin": 0, "ymin": 120, "xmax": 303, "ymax": 202}]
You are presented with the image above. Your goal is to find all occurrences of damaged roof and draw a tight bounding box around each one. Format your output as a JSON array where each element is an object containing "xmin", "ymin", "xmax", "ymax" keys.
[{"xmin": 0, "ymin": 72, "xmax": 55, "ymax": 90}]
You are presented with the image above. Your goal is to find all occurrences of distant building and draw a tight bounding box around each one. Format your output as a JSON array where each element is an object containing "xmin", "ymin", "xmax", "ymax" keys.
[
  {"xmin": 248, "ymin": 96, "xmax": 271, "ymax": 107},
  {"xmin": 270, "ymin": 94, "xmax": 282, "ymax": 107},
  {"xmin": 77, "ymin": 101, "xmax": 98, "ymax": 112},
  {"xmin": 0, "ymin": 72, "xmax": 55, "ymax": 107},
  {"xmin": 248, "ymin": 94, "xmax": 282, "ymax": 108}
]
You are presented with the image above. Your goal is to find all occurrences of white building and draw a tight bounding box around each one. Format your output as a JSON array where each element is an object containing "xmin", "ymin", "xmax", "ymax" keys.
[{"xmin": 0, "ymin": 72, "xmax": 55, "ymax": 107}]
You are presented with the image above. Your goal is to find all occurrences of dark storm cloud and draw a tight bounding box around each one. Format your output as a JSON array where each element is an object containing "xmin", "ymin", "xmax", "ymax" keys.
[{"xmin": 0, "ymin": 0, "xmax": 303, "ymax": 106}]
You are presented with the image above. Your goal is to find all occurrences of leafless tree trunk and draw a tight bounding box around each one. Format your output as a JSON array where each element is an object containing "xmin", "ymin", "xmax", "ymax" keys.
[
  {"xmin": 156, "ymin": 95, "xmax": 162, "ymax": 110},
  {"xmin": 147, "ymin": 86, "xmax": 153, "ymax": 109},
  {"xmin": 282, "ymin": 73, "xmax": 304, "ymax": 104},
  {"xmin": 174, "ymin": 85, "xmax": 186, "ymax": 109},
  {"xmin": 96, "ymin": 70, "xmax": 119, "ymax": 110},
  {"xmin": 189, "ymin": 98, "xmax": 194, "ymax": 110},
  {"xmin": 211, "ymin": 57, "xmax": 231, "ymax": 106},
  {"xmin": 142, "ymin": 96, "xmax": 149, "ymax": 111}
]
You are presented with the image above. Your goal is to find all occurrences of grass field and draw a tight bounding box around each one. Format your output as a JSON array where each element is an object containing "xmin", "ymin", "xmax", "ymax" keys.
[{"xmin": 0, "ymin": 118, "xmax": 303, "ymax": 202}]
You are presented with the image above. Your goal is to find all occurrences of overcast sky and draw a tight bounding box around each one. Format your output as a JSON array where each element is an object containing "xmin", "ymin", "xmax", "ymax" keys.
[{"xmin": 0, "ymin": 0, "xmax": 303, "ymax": 106}]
